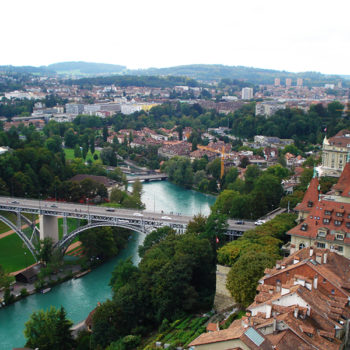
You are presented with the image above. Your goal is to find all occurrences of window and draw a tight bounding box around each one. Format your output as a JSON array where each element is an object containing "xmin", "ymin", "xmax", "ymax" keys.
[
  {"xmin": 323, "ymin": 278, "xmax": 326, "ymax": 283},
  {"xmin": 299, "ymin": 243, "xmax": 305, "ymax": 249},
  {"xmin": 323, "ymin": 218, "xmax": 330, "ymax": 224},
  {"xmin": 325, "ymin": 210, "xmax": 332, "ymax": 216},
  {"xmin": 307, "ymin": 201, "xmax": 313, "ymax": 208},
  {"xmin": 317, "ymin": 242, "xmax": 326, "ymax": 248},
  {"xmin": 318, "ymin": 230, "xmax": 327, "ymax": 237},
  {"xmin": 336, "ymin": 212, "xmax": 344, "ymax": 217},
  {"xmin": 334, "ymin": 220, "xmax": 342, "ymax": 226},
  {"xmin": 337, "ymin": 246, "xmax": 344, "ymax": 253},
  {"xmin": 331, "ymin": 289, "xmax": 335, "ymax": 295},
  {"xmin": 301, "ymin": 224, "xmax": 308, "ymax": 231},
  {"xmin": 336, "ymin": 234, "xmax": 344, "ymax": 240}
]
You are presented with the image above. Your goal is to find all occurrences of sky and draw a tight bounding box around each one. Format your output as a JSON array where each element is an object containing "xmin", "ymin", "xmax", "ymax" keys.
[{"xmin": 1, "ymin": 0, "xmax": 349, "ymax": 75}]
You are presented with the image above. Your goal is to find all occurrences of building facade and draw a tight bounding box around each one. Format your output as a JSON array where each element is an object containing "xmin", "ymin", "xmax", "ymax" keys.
[
  {"xmin": 241, "ymin": 87, "xmax": 253, "ymax": 100},
  {"xmin": 288, "ymin": 162, "xmax": 350, "ymax": 258},
  {"xmin": 320, "ymin": 130, "xmax": 350, "ymax": 177}
]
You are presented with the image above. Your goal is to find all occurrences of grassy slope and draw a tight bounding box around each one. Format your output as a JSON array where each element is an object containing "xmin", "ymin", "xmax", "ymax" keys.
[
  {"xmin": 64, "ymin": 148, "xmax": 100, "ymax": 163},
  {"xmin": 0, "ymin": 234, "xmax": 35, "ymax": 272}
]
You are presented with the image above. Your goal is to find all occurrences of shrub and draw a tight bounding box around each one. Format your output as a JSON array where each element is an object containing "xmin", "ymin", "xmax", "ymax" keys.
[{"xmin": 20, "ymin": 288, "xmax": 29, "ymax": 297}]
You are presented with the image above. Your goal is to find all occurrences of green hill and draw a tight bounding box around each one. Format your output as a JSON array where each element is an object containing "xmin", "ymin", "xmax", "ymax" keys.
[{"xmin": 47, "ymin": 61, "xmax": 126, "ymax": 76}]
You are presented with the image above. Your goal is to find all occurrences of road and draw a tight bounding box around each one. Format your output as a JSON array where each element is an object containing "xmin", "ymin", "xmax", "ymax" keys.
[{"xmin": 0, "ymin": 196, "xmax": 255, "ymax": 232}]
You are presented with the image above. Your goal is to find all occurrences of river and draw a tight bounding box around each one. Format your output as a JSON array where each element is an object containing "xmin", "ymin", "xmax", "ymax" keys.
[{"xmin": 0, "ymin": 181, "xmax": 216, "ymax": 349}]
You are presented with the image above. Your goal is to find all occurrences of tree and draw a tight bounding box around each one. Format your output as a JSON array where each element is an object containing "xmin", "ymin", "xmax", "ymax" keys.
[
  {"xmin": 74, "ymin": 144, "xmax": 82, "ymax": 158},
  {"xmin": 226, "ymin": 251, "xmax": 275, "ymax": 307},
  {"xmin": 138, "ymin": 226, "xmax": 175, "ymax": 258},
  {"xmin": 90, "ymin": 135, "xmax": 95, "ymax": 154},
  {"xmin": 80, "ymin": 227, "xmax": 118, "ymax": 263},
  {"xmin": 37, "ymin": 238, "xmax": 54, "ymax": 264},
  {"xmin": 206, "ymin": 158, "xmax": 221, "ymax": 181},
  {"xmin": 223, "ymin": 167, "xmax": 239, "ymax": 189},
  {"xmin": 201, "ymin": 212, "xmax": 228, "ymax": 250},
  {"xmin": 239, "ymin": 156, "xmax": 250, "ymax": 168},
  {"xmin": 0, "ymin": 265, "xmax": 11, "ymax": 289},
  {"xmin": 103, "ymin": 125, "xmax": 109, "ymax": 142},
  {"xmin": 186, "ymin": 214, "xmax": 207, "ymax": 235},
  {"xmin": 24, "ymin": 306, "xmax": 75, "ymax": 350}
]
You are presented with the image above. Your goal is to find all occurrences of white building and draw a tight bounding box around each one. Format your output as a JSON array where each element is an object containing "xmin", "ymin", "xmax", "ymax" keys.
[{"xmin": 241, "ymin": 87, "xmax": 253, "ymax": 100}]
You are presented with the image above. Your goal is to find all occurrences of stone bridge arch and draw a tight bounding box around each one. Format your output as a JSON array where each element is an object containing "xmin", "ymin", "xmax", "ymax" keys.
[{"xmin": 0, "ymin": 215, "xmax": 38, "ymax": 261}]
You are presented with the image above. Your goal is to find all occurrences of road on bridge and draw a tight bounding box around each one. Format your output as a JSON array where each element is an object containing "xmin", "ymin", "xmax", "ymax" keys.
[{"xmin": 0, "ymin": 196, "xmax": 256, "ymax": 232}]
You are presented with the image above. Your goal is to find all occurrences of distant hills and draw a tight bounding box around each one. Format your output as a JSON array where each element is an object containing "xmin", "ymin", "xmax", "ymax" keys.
[
  {"xmin": 47, "ymin": 61, "xmax": 126, "ymax": 76},
  {"xmin": 0, "ymin": 61, "xmax": 347, "ymax": 86}
]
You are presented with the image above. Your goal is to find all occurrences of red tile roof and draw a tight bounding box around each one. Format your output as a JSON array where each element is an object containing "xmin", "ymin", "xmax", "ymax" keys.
[
  {"xmin": 333, "ymin": 162, "xmax": 350, "ymax": 193},
  {"xmin": 294, "ymin": 176, "xmax": 319, "ymax": 212}
]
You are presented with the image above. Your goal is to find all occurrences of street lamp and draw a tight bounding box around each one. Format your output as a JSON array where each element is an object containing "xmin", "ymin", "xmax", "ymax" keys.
[{"xmin": 24, "ymin": 252, "xmax": 27, "ymax": 267}]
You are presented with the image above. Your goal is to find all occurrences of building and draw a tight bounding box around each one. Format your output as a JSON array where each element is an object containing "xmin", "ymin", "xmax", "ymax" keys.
[
  {"xmin": 274, "ymin": 78, "xmax": 280, "ymax": 86},
  {"xmin": 189, "ymin": 247, "xmax": 350, "ymax": 350},
  {"xmin": 319, "ymin": 130, "xmax": 350, "ymax": 177},
  {"xmin": 286, "ymin": 78, "xmax": 292, "ymax": 87},
  {"xmin": 255, "ymin": 102, "xmax": 286, "ymax": 117},
  {"xmin": 288, "ymin": 162, "xmax": 350, "ymax": 257},
  {"xmin": 241, "ymin": 87, "xmax": 253, "ymax": 100},
  {"xmin": 297, "ymin": 78, "xmax": 303, "ymax": 87},
  {"xmin": 65, "ymin": 103, "xmax": 84, "ymax": 115}
]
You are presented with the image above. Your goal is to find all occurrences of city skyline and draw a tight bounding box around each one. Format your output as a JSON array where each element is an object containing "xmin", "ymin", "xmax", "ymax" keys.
[{"xmin": 1, "ymin": 0, "xmax": 350, "ymax": 75}]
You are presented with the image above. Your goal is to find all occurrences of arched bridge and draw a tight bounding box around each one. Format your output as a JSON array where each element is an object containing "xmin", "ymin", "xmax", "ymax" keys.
[{"xmin": 0, "ymin": 196, "xmax": 256, "ymax": 260}]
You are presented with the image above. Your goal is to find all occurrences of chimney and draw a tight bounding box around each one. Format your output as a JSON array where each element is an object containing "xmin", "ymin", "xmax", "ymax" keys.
[
  {"xmin": 313, "ymin": 275, "xmax": 318, "ymax": 290},
  {"xmin": 315, "ymin": 253, "xmax": 322, "ymax": 264},
  {"xmin": 310, "ymin": 248, "xmax": 314, "ymax": 257},
  {"xmin": 293, "ymin": 257, "xmax": 300, "ymax": 264},
  {"xmin": 241, "ymin": 316, "xmax": 249, "ymax": 328},
  {"xmin": 276, "ymin": 281, "xmax": 281, "ymax": 292},
  {"xmin": 323, "ymin": 253, "xmax": 327, "ymax": 264},
  {"xmin": 273, "ymin": 318, "xmax": 277, "ymax": 333},
  {"xmin": 294, "ymin": 307, "xmax": 299, "ymax": 319},
  {"xmin": 266, "ymin": 304, "xmax": 272, "ymax": 319}
]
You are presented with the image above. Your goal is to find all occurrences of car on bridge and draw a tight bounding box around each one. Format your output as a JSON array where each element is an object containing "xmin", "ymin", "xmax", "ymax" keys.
[
  {"xmin": 133, "ymin": 212, "xmax": 143, "ymax": 217},
  {"xmin": 105, "ymin": 208, "xmax": 115, "ymax": 212},
  {"xmin": 235, "ymin": 220, "xmax": 245, "ymax": 225},
  {"xmin": 161, "ymin": 216, "xmax": 172, "ymax": 220},
  {"xmin": 254, "ymin": 219, "xmax": 266, "ymax": 226}
]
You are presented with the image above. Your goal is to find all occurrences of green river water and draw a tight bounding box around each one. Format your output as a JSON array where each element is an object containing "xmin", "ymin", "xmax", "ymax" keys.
[{"xmin": 0, "ymin": 181, "xmax": 215, "ymax": 349}]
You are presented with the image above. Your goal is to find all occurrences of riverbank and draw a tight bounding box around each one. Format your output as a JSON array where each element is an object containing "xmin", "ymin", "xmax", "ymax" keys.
[{"xmin": 0, "ymin": 181, "xmax": 215, "ymax": 349}]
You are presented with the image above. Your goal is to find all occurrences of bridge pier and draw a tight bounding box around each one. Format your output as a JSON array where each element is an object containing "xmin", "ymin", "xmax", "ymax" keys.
[{"xmin": 39, "ymin": 214, "xmax": 59, "ymax": 243}]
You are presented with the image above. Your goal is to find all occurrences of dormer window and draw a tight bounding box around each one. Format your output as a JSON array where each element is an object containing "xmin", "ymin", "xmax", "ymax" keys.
[
  {"xmin": 334, "ymin": 220, "xmax": 342, "ymax": 226},
  {"xmin": 301, "ymin": 223, "xmax": 308, "ymax": 231},
  {"xmin": 346, "ymin": 222, "xmax": 350, "ymax": 229},
  {"xmin": 325, "ymin": 210, "xmax": 332, "ymax": 216},
  {"xmin": 323, "ymin": 218, "xmax": 330, "ymax": 224},
  {"xmin": 318, "ymin": 229, "xmax": 327, "ymax": 237},
  {"xmin": 336, "ymin": 212, "xmax": 344, "ymax": 217},
  {"xmin": 336, "ymin": 233, "xmax": 344, "ymax": 240},
  {"xmin": 307, "ymin": 201, "xmax": 313, "ymax": 208}
]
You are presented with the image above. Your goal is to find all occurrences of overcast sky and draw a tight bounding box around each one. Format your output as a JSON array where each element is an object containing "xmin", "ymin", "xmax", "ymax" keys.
[{"xmin": 1, "ymin": 0, "xmax": 349, "ymax": 75}]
